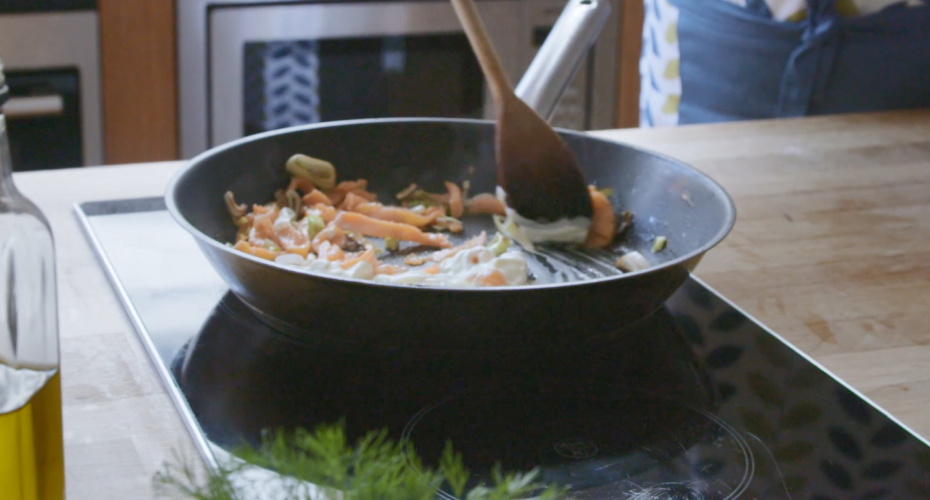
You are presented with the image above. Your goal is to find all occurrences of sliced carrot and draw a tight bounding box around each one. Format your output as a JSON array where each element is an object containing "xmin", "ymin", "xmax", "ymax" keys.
[
  {"xmin": 404, "ymin": 231, "xmax": 487, "ymax": 266},
  {"xmin": 284, "ymin": 245, "xmax": 311, "ymax": 258},
  {"xmin": 466, "ymin": 193, "xmax": 506, "ymax": 216},
  {"xmin": 348, "ymin": 188, "xmax": 378, "ymax": 202},
  {"xmin": 234, "ymin": 240, "xmax": 278, "ymax": 261},
  {"xmin": 334, "ymin": 211, "xmax": 452, "ymax": 248},
  {"xmin": 445, "ymin": 182, "xmax": 464, "ymax": 218},
  {"xmin": 302, "ymin": 189, "xmax": 332, "ymax": 206},
  {"xmin": 328, "ymin": 180, "xmax": 369, "ymax": 206},
  {"xmin": 340, "ymin": 192, "xmax": 368, "ymax": 212},
  {"xmin": 584, "ymin": 186, "xmax": 616, "ymax": 249},
  {"xmin": 354, "ymin": 202, "xmax": 439, "ymax": 228}
]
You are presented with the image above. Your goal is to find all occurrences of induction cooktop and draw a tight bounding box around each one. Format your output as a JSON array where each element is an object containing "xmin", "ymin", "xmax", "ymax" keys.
[{"xmin": 76, "ymin": 197, "xmax": 930, "ymax": 500}]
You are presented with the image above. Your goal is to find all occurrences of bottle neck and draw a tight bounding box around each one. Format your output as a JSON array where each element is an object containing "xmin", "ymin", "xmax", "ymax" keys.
[{"xmin": 0, "ymin": 114, "xmax": 17, "ymax": 193}]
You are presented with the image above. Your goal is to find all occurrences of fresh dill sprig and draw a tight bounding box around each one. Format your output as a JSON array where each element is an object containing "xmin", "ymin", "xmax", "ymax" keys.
[{"xmin": 153, "ymin": 421, "xmax": 567, "ymax": 500}]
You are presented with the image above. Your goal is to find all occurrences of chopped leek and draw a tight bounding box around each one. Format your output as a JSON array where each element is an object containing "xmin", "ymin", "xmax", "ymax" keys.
[
  {"xmin": 286, "ymin": 154, "xmax": 337, "ymax": 190},
  {"xmin": 306, "ymin": 214, "xmax": 325, "ymax": 239},
  {"xmin": 487, "ymin": 233, "xmax": 512, "ymax": 257},
  {"xmin": 652, "ymin": 236, "xmax": 667, "ymax": 253}
]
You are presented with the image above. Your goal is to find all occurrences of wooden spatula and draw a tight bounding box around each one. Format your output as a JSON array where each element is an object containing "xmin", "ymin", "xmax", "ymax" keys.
[{"xmin": 450, "ymin": 0, "xmax": 593, "ymax": 225}]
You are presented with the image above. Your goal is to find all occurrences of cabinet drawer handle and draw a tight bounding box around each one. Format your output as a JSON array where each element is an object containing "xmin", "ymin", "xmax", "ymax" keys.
[{"xmin": 4, "ymin": 95, "xmax": 65, "ymax": 118}]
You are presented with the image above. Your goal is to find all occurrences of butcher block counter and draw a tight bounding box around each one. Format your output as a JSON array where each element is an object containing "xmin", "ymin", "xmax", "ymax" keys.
[{"xmin": 15, "ymin": 109, "xmax": 929, "ymax": 498}]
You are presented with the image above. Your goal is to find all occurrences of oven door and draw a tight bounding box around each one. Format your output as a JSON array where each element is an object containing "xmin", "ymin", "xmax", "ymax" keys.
[
  {"xmin": 4, "ymin": 68, "xmax": 82, "ymax": 171},
  {"xmin": 0, "ymin": 10, "xmax": 102, "ymax": 168},
  {"xmin": 208, "ymin": 0, "xmax": 526, "ymax": 148}
]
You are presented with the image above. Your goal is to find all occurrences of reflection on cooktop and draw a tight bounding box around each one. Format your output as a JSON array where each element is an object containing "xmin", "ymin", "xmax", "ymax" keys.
[
  {"xmin": 169, "ymin": 285, "xmax": 930, "ymax": 500},
  {"xmin": 173, "ymin": 292, "xmax": 752, "ymax": 499},
  {"xmin": 79, "ymin": 202, "xmax": 930, "ymax": 500}
]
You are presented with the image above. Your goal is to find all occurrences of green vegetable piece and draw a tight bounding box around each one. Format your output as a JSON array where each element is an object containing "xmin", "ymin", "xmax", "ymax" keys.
[
  {"xmin": 262, "ymin": 241, "xmax": 281, "ymax": 252},
  {"xmin": 306, "ymin": 214, "xmax": 325, "ymax": 239},
  {"xmin": 384, "ymin": 237, "xmax": 400, "ymax": 252},
  {"xmin": 652, "ymin": 235, "xmax": 667, "ymax": 253},
  {"xmin": 286, "ymin": 153, "xmax": 337, "ymax": 190},
  {"xmin": 487, "ymin": 233, "xmax": 512, "ymax": 257}
]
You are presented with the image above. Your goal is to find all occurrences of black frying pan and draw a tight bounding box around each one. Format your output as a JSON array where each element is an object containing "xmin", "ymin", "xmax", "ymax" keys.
[{"xmin": 165, "ymin": 118, "xmax": 735, "ymax": 353}]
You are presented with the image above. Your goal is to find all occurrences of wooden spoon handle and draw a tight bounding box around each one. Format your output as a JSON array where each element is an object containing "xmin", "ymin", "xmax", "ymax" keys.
[{"xmin": 449, "ymin": 0, "xmax": 512, "ymax": 104}]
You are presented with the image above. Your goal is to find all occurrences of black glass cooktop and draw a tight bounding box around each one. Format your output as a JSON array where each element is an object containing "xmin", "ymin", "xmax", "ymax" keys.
[{"xmin": 76, "ymin": 198, "xmax": 930, "ymax": 500}]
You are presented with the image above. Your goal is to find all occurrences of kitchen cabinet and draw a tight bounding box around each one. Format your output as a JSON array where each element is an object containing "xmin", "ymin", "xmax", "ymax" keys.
[{"xmin": 98, "ymin": 0, "xmax": 178, "ymax": 164}]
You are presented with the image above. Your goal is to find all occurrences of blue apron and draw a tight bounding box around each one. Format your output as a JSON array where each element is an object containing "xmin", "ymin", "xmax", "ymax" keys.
[{"xmin": 668, "ymin": 0, "xmax": 930, "ymax": 124}]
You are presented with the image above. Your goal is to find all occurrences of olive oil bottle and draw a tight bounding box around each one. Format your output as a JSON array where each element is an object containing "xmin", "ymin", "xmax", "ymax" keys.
[{"xmin": 0, "ymin": 56, "xmax": 65, "ymax": 500}]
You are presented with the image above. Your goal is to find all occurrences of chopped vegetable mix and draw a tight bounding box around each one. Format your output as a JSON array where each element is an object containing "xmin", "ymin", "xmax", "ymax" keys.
[{"xmin": 225, "ymin": 154, "xmax": 643, "ymax": 286}]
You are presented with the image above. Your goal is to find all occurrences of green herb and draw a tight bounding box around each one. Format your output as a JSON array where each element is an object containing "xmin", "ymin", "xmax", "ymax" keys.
[{"xmin": 154, "ymin": 421, "xmax": 566, "ymax": 500}]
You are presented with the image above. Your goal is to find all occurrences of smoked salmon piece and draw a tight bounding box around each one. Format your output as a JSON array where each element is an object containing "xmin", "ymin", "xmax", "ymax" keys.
[
  {"xmin": 329, "ymin": 180, "xmax": 375, "ymax": 206},
  {"xmin": 302, "ymin": 189, "xmax": 332, "ymax": 206},
  {"xmin": 287, "ymin": 177, "xmax": 317, "ymax": 195},
  {"xmin": 340, "ymin": 247, "xmax": 379, "ymax": 270},
  {"xmin": 404, "ymin": 231, "xmax": 487, "ymax": 266},
  {"xmin": 465, "ymin": 193, "xmax": 506, "ymax": 216},
  {"xmin": 473, "ymin": 269, "xmax": 508, "ymax": 286},
  {"xmin": 584, "ymin": 186, "xmax": 616, "ymax": 249},
  {"xmin": 446, "ymin": 182, "xmax": 464, "ymax": 218},
  {"xmin": 307, "ymin": 204, "xmax": 338, "ymax": 223}
]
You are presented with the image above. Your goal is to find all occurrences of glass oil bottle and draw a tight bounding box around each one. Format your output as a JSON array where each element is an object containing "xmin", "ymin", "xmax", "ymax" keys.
[{"xmin": 0, "ymin": 55, "xmax": 65, "ymax": 500}]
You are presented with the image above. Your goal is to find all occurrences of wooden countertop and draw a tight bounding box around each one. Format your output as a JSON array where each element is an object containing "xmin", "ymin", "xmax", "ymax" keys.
[{"xmin": 15, "ymin": 109, "xmax": 930, "ymax": 498}]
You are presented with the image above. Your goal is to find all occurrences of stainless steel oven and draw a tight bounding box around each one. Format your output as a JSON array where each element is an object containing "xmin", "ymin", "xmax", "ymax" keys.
[
  {"xmin": 178, "ymin": 0, "xmax": 619, "ymax": 159},
  {"xmin": 0, "ymin": 6, "xmax": 102, "ymax": 170}
]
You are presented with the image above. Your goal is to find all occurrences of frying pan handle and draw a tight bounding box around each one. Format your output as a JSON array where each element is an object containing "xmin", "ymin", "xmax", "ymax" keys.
[{"xmin": 514, "ymin": 0, "xmax": 611, "ymax": 121}]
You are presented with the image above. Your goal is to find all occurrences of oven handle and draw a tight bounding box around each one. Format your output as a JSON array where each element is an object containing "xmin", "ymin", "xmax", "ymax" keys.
[
  {"xmin": 3, "ymin": 95, "xmax": 65, "ymax": 118},
  {"xmin": 514, "ymin": 0, "xmax": 611, "ymax": 121}
]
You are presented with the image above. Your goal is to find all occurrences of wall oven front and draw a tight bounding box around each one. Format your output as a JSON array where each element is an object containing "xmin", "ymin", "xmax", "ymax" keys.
[
  {"xmin": 179, "ymin": 0, "xmax": 619, "ymax": 159},
  {"xmin": 0, "ymin": 8, "xmax": 102, "ymax": 170}
]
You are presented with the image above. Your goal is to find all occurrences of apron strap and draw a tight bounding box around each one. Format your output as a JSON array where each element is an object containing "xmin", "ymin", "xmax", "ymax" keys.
[
  {"xmin": 807, "ymin": 0, "xmax": 840, "ymax": 23},
  {"xmin": 776, "ymin": 0, "xmax": 842, "ymax": 117}
]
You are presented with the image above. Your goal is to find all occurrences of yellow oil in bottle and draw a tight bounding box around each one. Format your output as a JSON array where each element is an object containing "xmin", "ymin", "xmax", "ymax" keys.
[{"xmin": 0, "ymin": 371, "xmax": 65, "ymax": 500}]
